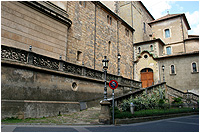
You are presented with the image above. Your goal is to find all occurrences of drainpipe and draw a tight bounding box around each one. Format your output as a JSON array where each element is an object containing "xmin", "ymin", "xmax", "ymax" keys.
[
  {"xmin": 94, "ymin": 3, "xmax": 97, "ymax": 69},
  {"xmin": 117, "ymin": 20, "xmax": 119, "ymax": 75},
  {"xmin": 180, "ymin": 16, "xmax": 186, "ymax": 53},
  {"xmin": 131, "ymin": 2, "xmax": 135, "ymax": 79}
]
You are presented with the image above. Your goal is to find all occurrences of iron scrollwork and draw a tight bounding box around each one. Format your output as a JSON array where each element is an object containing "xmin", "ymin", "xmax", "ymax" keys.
[
  {"xmin": 1, "ymin": 46, "xmax": 28, "ymax": 63},
  {"xmin": 33, "ymin": 55, "xmax": 59, "ymax": 70},
  {"xmin": 63, "ymin": 63, "xmax": 82, "ymax": 75},
  {"xmin": 85, "ymin": 69, "xmax": 103, "ymax": 80}
]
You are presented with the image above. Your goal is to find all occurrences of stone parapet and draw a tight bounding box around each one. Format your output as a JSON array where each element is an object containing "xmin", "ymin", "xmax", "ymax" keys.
[{"xmin": 1, "ymin": 45, "xmax": 141, "ymax": 89}]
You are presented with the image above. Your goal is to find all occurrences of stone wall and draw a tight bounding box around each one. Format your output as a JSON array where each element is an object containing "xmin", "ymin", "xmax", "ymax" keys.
[
  {"xmin": 1, "ymin": 1, "xmax": 71, "ymax": 60},
  {"xmin": 119, "ymin": 1, "xmax": 154, "ymax": 43},
  {"xmin": 66, "ymin": 1, "xmax": 134, "ymax": 79},
  {"xmin": 1, "ymin": 45, "xmax": 141, "ymax": 119}
]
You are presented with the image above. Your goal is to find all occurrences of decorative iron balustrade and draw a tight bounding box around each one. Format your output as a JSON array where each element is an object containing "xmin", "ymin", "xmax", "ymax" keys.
[
  {"xmin": 63, "ymin": 62, "xmax": 82, "ymax": 75},
  {"xmin": 1, "ymin": 46, "xmax": 28, "ymax": 63},
  {"xmin": 85, "ymin": 68, "xmax": 103, "ymax": 80},
  {"xmin": 1, "ymin": 45, "xmax": 142, "ymax": 88},
  {"xmin": 33, "ymin": 54, "xmax": 59, "ymax": 70}
]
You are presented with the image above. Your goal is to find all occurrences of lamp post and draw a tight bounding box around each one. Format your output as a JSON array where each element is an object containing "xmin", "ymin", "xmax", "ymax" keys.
[
  {"xmin": 162, "ymin": 65, "xmax": 165, "ymax": 82},
  {"xmin": 117, "ymin": 53, "xmax": 121, "ymax": 76},
  {"xmin": 102, "ymin": 56, "xmax": 109, "ymax": 101},
  {"xmin": 99, "ymin": 56, "xmax": 111, "ymax": 124}
]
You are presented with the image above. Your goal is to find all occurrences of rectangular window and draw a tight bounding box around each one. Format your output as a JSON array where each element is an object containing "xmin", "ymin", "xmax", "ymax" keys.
[
  {"xmin": 107, "ymin": 15, "xmax": 112, "ymax": 25},
  {"xmin": 125, "ymin": 28, "xmax": 129, "ymax": 37},
  {"xmin": 166, "ymin": 46, "xmax": 171, "ymax": 55},
  {"xmin": 165, "ymin": 29, "xmax": 170, "ymax": 38},
  {"xmin": 143, "ymin": 22, "xmax": 146, "ymax": 33},
  {"xmin": 79, "ymin": 1, "xmax": 86, "ymax": 7},
  {"xmin": 192, "ymin": 63, "xmax": 197, "ymax": 72}
]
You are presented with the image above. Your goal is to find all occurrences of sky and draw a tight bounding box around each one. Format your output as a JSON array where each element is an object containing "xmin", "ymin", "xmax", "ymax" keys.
[{"xmin": 142, "ymin": 0, "xmax": 199, "ymax": 35}]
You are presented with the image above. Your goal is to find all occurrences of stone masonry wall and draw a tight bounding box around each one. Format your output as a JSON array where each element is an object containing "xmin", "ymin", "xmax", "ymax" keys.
[
  {"xmin": 1, "ymin": 2, "xmax": 69, "ymax": 60},
  {"xmin": 66, "ymin": 1, "xmax": 134, "ymax": 79}
]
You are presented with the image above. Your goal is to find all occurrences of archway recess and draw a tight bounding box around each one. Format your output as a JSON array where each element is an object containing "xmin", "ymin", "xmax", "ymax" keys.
[{"xmin": 140, "ymin": 68, "xmax": 154, "ymax": 88}]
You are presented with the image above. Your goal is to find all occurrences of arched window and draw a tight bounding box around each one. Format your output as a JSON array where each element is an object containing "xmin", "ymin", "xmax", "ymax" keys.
[
  {"xmin": 170, "ymin": 65, "xmax": 175, "ymax": 74},
  {"xmin": 192, "ymin": 62, "xmax": 197, "ymax": 72},
  {"xmin": 107, "ymin": 15, "xmax": 109, "ymax": 24},
  {"xmin": 138, "ymin": 47, "xmax": 141, "ymax": 53},
  {"xmin": 107, "ymin": 15, "xmax": 112, "ymax": 25},
  {"xmin": 108, "ymin": 41, "xmax": 111, "ymax": 54},
  {"xmin": 143, "ymin": 22, "xmax": 146, "ymax": 33},
  {"xmin": 150, "ymin": 45, "xmax": 153, "ymax": 51}
]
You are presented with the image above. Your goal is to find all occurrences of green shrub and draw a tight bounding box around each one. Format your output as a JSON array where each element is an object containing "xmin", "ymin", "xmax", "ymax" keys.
[{"xmin": 120, "ymin": 87, "xmax": 167, "ymax": 111}]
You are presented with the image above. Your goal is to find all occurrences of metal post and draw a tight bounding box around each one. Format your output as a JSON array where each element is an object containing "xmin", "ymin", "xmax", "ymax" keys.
[
  {"xmin": 104, "ymin": 69, "xmax": 107, "ymax": 101},
  {"xmin": 163, "ymin": 71, "xmax": 165, "ymax": 82},
  {"xmin": 118, "ymin": 59, "xmax": 120, "ymax": 76},
  {"xmin": 112, "ymin": 89, "xmax": 114, "ymax": 125}
]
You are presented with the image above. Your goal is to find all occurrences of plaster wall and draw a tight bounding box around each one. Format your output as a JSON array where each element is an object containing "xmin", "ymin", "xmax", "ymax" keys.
[
  {"xmin": 185, "ymin": 39, "xmax": 199, "ymax": 53},
  {"xmin": 151, "ymin": 17, "xmax": 184, "ymax": 44},
  {"xmin": 158, "ymin": 55, "xmax": 199, "ymax": 94}
]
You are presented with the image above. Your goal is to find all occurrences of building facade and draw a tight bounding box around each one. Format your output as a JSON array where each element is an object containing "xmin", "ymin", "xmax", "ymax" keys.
[{"xmin": 1, "ymin": 1, "xmax": 199, "ymax": 119}]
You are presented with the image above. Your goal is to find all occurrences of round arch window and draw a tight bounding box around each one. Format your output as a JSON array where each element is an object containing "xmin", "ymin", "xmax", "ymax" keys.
[
  {"xmin": 71, "ymin": 82, "xmax": 78, "ymax": 91},
  {"xmin": 144, "ymin": 55, "xmax": 148, "ymax": 59}
]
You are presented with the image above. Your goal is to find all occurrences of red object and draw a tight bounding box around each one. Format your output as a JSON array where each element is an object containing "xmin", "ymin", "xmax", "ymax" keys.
[{"xmin": 109, "ymin": 80, "xmax": 118, "ymax": 89}]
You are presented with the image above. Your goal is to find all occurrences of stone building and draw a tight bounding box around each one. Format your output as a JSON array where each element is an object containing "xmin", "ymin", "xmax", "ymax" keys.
[
  {"xmin": 1, "ymin": 1, "xmax": 139, "ymax": 119},
  {"xmin": 1, "ymin": 1, "xmax": 199, "ymax": 119},
  {"xmin": 102, "ymin": 1, "xmax": 199, "ymax": 94},
  {"xmin": 134, "ymin": 13, "xmax": 199, "ymax": 94}
]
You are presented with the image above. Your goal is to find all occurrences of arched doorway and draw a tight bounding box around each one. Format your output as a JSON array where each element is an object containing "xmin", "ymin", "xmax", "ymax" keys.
[{"xmin": 140, "ymin": 68, "xmax": 154, "ymax": 88}]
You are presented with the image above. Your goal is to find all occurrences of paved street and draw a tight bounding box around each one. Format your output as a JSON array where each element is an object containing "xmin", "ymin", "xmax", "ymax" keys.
[{"xmin": 1, "ymin": 115, "xmax": 199, "ymax": 132}]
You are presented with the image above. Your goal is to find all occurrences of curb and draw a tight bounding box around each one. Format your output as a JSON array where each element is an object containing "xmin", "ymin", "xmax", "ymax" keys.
[{"xmin": 115, "ymin": 112, "xmax": 199, "ymax": 125}]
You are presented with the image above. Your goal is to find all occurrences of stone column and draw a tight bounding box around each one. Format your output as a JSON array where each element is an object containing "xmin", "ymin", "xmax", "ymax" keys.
[{"xmin": 99, "ymin": 100, "xmax": 111, "ymax": 124}]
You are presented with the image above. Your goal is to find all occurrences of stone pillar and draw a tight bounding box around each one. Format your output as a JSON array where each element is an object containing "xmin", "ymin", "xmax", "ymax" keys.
[{"xmin": 99, "ymin": 100, "xmax": 111, "ymax": 124}]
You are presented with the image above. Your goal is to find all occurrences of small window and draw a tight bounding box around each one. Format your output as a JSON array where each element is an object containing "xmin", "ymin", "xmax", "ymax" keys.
[
  {"xmin": 108, "ymin": 41, "xmax": 111, "ymax": 54},
  {"xmin": 166, "ymin": 46, "xmax": 171, "ymax": 55},
  {"xmin": 79, "ymin": 1, "xmax": 86, "ymax": 7},
  {"xmin": 107, "ymin": 15, "xmax": 112, "ymax": 25},
  {"xmin": 125, "ymin": 28, "xmax": 129, "ymax": 37},
  {"xmin": 170, "ymin": 65, "xmax": 175, "ymax": 74},
  {"xmin": 143, "ymin": 22, "xmax": 146, "ymax": 33},
  {"xmin": 138, "ymin": 47, "xmax": 141, "ymax": 54},
  {"xmin": 77, "ymin": 51, "xmax": 82, "ymax": 61},
  {"xmin": 192, "ymin": 62, "xmax": 197, "ymax": 73},
  {"xmin": 110, "ymin": 16, "xmax": 112, "ymax": 25},
  {"xmin": 150, "ymin": 45, "xmax": 153, "ymax": 51},
  {"xmin": 165, "ymin": 29, "xmax": 170, "ymax": 38},
  {"xmin": 144, "ymin": 55, "xmax": 148, "ymax": 59}
]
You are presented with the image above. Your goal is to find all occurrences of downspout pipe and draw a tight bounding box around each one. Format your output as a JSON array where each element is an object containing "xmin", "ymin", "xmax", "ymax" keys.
[
  {"xmin": 94, "ymin": 3, "xmax": 97, "ymax": 69},
  {"xmin": 180, "ymin": 16, "xmax": 186, "ymax": 53},
  {"xmin": 131, "ymin": 2, "xmax": 135, "ymax": 80}
]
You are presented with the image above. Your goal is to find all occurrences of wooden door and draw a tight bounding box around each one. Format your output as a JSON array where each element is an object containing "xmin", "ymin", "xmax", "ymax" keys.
[{"xmin": 141, "ymin": 68, "xmax": 154, "ymax": 88}]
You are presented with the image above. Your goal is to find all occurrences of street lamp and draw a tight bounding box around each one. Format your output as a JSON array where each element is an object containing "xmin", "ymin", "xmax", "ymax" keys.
[
  {"xmin": 102, "ymin": 56, "xmax": 109, "ymax": 101},
  {"xmin": 162, "ymin": 65, "xmax": 165, "ymax": 82},
  {"xmin": 117, "ymin": 53, "xmax": 121, "ymax": 76}
]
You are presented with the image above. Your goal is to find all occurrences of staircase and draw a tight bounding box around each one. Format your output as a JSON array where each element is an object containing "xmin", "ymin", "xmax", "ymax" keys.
[{"xmin": 108, "ymin": 82, "xmax": 199, "ymax": 106}]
